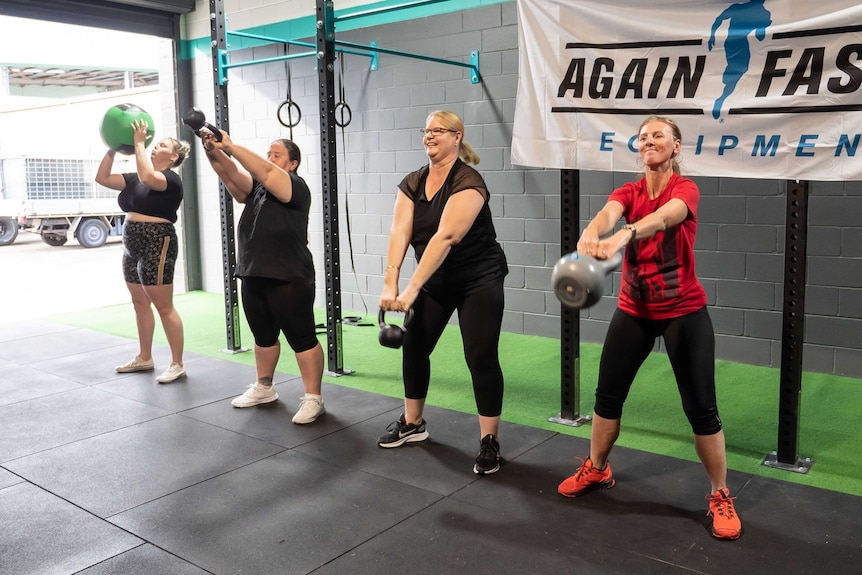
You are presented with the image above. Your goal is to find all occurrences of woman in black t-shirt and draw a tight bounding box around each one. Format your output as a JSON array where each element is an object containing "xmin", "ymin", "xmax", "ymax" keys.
[
  {"xmin": 200, "ymin": 132, "xmax": 325, "ymax": 425},
  {"xmin": 378, "ymin": 110, "xmax": 509, "ymax": 475},
  {"xmin": 95, "ymin": 120, "xmax": 190, "ymax": 384}
]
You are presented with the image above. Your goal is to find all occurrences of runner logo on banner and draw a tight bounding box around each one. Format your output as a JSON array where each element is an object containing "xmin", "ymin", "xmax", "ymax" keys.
[{"xmin": 512, "ymin": 0, "xmax": 862, "ymax": 181}]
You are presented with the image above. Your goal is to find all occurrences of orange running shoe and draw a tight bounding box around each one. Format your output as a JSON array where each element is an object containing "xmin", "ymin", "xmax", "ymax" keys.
[
  {"xmin": 558, "ymin": 457, "xmax": 615, "ymax": 498},
  {"xmin": 706, "ymin": 488, "xmax": 742, "ymax": 540}
]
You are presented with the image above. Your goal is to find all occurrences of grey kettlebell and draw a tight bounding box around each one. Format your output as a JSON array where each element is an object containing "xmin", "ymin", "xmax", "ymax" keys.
[
  {"xmin": 552, "ymin": 251, "xmax": 623, "ymax": 309},
  {"xmin": 378, "ymin": 308, "xmax": 414, "ymax": 349}
]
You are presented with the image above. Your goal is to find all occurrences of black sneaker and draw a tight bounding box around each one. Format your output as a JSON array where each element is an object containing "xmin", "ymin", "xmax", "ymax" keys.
[
  {"xmin": 377, "ymin": 414, "xmax": 429, "ymax": 448},
  {"xmin": 473, "ymin": 434, "xmax": 501, "ymax": 475}
]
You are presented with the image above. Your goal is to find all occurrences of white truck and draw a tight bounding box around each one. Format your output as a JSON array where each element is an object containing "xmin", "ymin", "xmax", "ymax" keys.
[{"xmin": 0, "ymin": 156, "xmax": 125, "ymax": 248}]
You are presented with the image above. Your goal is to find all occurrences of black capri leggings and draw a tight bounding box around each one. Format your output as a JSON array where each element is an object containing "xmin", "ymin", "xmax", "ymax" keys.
[
  {"xmin": 594, "ymin": 307, "xmax": 722, "ymax": 435},
  {"xmin": 240, "ymin": 276, "xmax": 319, "ymax": 353},
  {"xmin": 402, "ymin": 281, "xmax": 505, "ymax": 417}
]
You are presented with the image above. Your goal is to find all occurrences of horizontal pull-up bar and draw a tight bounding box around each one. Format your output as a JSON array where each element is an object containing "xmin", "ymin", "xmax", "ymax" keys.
[
  {"xmin": 221, "ymin": 49, "xmax": 314, "ymax": 69},
  {"xmin": 226, "ymin": 29, "xmax": 372, "ymax": 59},
  {"xmin": 336, "ymin": 39, "xmax": 480, "ymax": 83},
  {"xmin": 216, "ymin": 30, "xmax": 374, "ymax": 85},
  {"xmin": 216, "ymin": 0, "xmax": 479, "ymax": 86},
  {"xmin": 227, "ymin": 30, "xmax": 313, "ymax": 49}
]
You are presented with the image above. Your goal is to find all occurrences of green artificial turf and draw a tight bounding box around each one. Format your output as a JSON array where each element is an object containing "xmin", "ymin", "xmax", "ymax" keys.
[{"xmin": 52, "ymin": 290, "xmax": 862, "ymax": 498}]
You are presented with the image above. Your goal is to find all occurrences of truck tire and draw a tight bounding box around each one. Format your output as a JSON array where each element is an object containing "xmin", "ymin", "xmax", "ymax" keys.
[
  {"xmin": 0, "ymin": 217, "xmax": 18, "ymax": 246},
  {"xmin": 42, "ymin": 233, "xmax": 68, "ymax": 247},
  {"xmin": 76, "ymin": 218, "xmax": 109, "ymax": 248}
]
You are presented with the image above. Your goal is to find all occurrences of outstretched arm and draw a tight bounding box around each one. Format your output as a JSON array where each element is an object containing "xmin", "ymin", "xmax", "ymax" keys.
[
  {"xmin": 206, "ymin": 131, "xmax": 293, "ymax": 203},
  {"xmin": 578, "ymin": 200, "xmax": 625, "ymax": 257},
  {"xmin": 588, "ymin": 198, "xmax": 690, "ymax": 260},
  {"xmin": 200, "ymin": 131, "xmax": 254, "ymax": 203}
]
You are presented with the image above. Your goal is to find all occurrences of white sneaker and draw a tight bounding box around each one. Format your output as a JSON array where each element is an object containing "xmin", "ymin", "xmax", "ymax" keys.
[
  {"xmin": 116, "ymin": 356, "xmax": 154, "ymax": 373},
  {"xmin": 292, "ymin": 395, "xmax": 325, "ymax": 424},
  {"xmin": 156, "ymin": 362, "xmax": 186, "ymax": 383},
  {"xmin": 231, "ymin": 382, "xmax": 278, "ymax": 408}
]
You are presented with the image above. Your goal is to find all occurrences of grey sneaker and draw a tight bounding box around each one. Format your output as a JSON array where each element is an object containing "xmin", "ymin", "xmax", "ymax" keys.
[
  {"xmin": 156, "ymin": 362, "xmax": 186, "ymax": 383},
  {"xmin": 377, "ymin": 414, "xmax": 429, "ymax": 448},
  {"xmin": 116, "ymin": 356, "xmax": 154, "ymax": 373},
  {"xmin": 231, "ymin": 382, "xmax": 278, "ymax": 408},
  {"xmin": 292, "ymin": 396, "xmax": 325, "ymax": 424}
]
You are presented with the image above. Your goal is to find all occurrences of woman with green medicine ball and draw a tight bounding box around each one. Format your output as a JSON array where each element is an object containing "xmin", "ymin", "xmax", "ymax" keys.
[{"xmin": 95, "ymin": 117, "xmax": 190, "ymax": 384}]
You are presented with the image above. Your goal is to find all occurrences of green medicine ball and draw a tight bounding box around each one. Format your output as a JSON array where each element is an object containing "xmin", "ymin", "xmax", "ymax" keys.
[{"xmin": 99, "ymin": 103, "xmax": 155, "ymax": 155}]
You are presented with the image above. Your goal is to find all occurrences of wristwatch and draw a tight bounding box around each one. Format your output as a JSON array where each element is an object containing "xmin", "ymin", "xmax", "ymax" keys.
[{"xmin": 623, "ymin": 223, "xmax": 637, "ymax": 243}]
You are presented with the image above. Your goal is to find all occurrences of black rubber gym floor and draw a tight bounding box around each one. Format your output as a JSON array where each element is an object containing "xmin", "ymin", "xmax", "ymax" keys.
[{"xmin": 1, "ymin": 319, "xmax": 860, "ymax": 575}]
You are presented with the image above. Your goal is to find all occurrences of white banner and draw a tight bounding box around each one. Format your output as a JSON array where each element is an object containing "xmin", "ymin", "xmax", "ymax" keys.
[{"xmin": 512, "ymin": 0, "xmax": 862, "ymax": 180}]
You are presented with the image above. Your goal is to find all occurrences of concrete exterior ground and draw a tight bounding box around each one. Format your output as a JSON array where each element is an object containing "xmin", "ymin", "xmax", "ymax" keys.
[{"xmin": 0, "ymin": 231, "xmax": 129, "ymax": 323}]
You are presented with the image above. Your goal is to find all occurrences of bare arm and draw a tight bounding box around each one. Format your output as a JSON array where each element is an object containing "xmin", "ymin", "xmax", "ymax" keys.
[
  {"xmin": 581, "ymin": 198, "xmax": 690, "ymax": 259},
  {"xmin": 94, "ymin": 149, "xmax": 125, "ymax": 191},
  {"xmin": 394, "ymin": 188, "xmax": 486, "ymax": 311},
  {"xmin": 206, "ymin": 131, "xmax": 293, "ymax": 203},
  {"xmin": 630, "ymin": 197, "xmax": 689, "ymax": 240},
  {"xmin": 132, "ymin": 120, "xmax": 167, "ymax": 191},
  {"xmin": 379, "ymin": 191, "xmax": 414, "ymax": 310},
  {"xmin": 201, "ymin": 131, "xmax": 253, "ymax": 203}
]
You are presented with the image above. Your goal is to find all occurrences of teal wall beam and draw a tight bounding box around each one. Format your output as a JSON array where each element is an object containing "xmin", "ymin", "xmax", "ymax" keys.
[{"xmin": 335, "ymin": 0, "xmax": 450, "ymax": 23}]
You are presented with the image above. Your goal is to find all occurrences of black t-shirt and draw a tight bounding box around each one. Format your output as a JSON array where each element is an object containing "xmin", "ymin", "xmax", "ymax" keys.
[
  {"xmin": 119, "ymin": 170, "xmax": 183, "ymax": 222},
  {"xmin": 397, "ymin": 159, "xmax": 507, "ymax": 295},
  {"xmin": 235, "ymin": 173, "xmax": 315, "ymax": 284}
]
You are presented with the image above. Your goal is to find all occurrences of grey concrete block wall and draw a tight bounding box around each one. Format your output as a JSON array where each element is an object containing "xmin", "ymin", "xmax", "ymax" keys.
[{"xmin": 188, "ymin": 2, "xmax": 862, "ymax": 379}]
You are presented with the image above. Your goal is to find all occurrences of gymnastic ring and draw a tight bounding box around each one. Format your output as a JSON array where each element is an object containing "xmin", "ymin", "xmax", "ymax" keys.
[
  {"xmin": 334, "ymin": 101, "xmax": 352, "ymax": 128},
  {"xmin": 277, "ymin": 100, "xmax": 301, "ymax": 128}
]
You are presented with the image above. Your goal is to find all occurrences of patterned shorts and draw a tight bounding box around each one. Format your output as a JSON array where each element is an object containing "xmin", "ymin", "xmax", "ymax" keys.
[{"xmin": 122, "ymin": 221, "xmax": 178, "ymax": 285}]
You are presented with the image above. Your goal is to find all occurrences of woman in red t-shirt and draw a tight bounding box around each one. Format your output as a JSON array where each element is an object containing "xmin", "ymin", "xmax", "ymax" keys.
[{"xmin": 557, "ymin": 116, "xmax": 742, "ymax": 541}]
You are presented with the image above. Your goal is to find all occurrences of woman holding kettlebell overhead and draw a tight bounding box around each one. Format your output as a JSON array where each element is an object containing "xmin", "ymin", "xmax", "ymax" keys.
[
  {"xmin": 95, "ymin": 119, "xmax": 190, "ymax": 385},
  {"xmin": 557, "ymin": 116, "xmax": 742, "ymax": 541},
  {"xmin": 378, "ymin": 110, "xmax": 508, "ymax": 475},
  {"xmin": 199, "ymin": 130, "xmax": 326, "ymax": 425}
]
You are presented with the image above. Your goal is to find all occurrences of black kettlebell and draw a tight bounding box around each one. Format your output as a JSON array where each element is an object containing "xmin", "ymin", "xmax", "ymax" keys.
[
  {"xmin": 378, "ymin": 308, "xmax": 414, "ymax": 349},
  {"xmin": 182, "ymin": 107, "xmax": 223, "ymax": 142},
  {"xmin": 551, "ymin": 251, "xmax": 623, "ymax": 309}
]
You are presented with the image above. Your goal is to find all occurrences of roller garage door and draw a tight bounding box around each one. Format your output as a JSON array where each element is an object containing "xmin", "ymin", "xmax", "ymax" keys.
[{"xmin": 0, "ymin": 0, "xmax": 194, "ymax": 38}]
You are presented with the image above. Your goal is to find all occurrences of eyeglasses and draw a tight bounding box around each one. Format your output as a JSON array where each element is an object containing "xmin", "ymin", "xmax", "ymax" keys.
[{"xmin": 419, "ymin": 127, "xmax": 455, "ymax": 136}]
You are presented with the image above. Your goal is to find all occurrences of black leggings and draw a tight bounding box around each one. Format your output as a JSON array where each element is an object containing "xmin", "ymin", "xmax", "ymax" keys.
[
  {"xmin": 594, "ymin": 307, "xmax": 722, "ymax": 435},
  {"xmin": 240, "ymin": 277, "xmax": 319, "ymax": 353},
  {"xmin": 403, "ymin": 282, "xmax": 505, "ymax": 417}
]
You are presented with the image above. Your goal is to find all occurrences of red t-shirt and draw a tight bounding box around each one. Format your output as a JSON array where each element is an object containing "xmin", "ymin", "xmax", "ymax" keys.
[{"xmin": 608, "ymin": 173, "xmax": 707, "ymax": 319}]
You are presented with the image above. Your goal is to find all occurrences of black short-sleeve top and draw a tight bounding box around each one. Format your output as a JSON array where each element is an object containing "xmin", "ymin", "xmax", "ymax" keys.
[
  {"xmin": 234, "ymin": 173, "xmax": 315, "ymax": 284},
  {"xmin": 397, "ymin": 159, "xmax": 507, "ymax": 295},
  {"xmin": 119, "ymin": 170, "xmax": 183, "ymax": 223}
]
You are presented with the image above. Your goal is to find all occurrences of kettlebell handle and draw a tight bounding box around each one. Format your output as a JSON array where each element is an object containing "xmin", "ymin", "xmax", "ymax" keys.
[
  {"xmin": 182, "ymin": 107, "xmax": 223, "ymax": 142},
  {"xmin": 378, "ymin": 308, "xmax": 414, "ymax": 349},
  {"xmin": 377, "ymin": 308, "xmax": 414, "ymax": 328},
  {"xmin": 551, "ymin": 250, "xmax": 623, "ymax": 310},
  {"xmin": 584, "ymin": 250, "xmax": 623, "ymax": 270}
]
